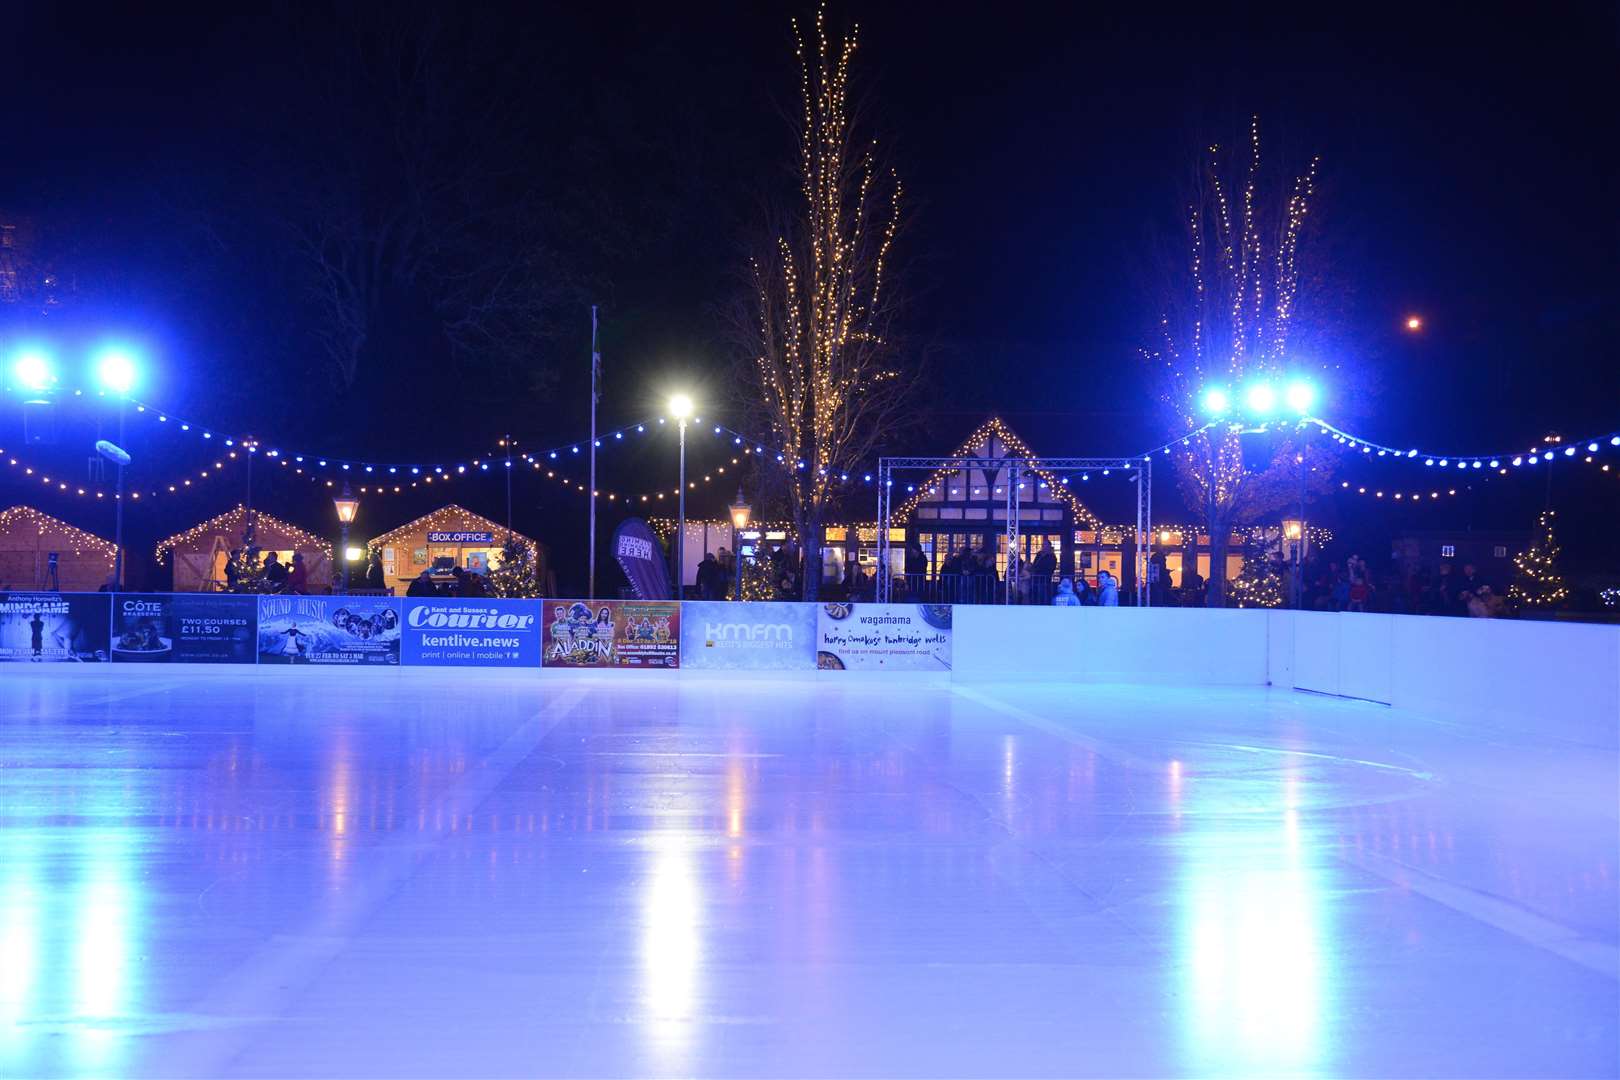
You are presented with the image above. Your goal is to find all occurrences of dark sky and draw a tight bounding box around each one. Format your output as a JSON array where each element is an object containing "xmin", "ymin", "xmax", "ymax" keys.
[{"xmin": 3, "ymin": 2, "xmax": 1617, "ymax": 584}]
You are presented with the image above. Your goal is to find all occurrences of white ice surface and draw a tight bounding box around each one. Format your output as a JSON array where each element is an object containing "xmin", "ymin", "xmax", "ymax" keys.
[{"xmin": 1, "ymin": 666, "xmax": 1615, "ymax": 1078}]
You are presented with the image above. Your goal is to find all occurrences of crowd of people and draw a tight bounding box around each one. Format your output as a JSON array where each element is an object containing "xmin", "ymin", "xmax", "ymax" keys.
[
  {"xmin": 1297, "ymin": 555, "xmax": 1507, "ymax": 617},
  {"xmin": 221, "ymin": 546, "xmax": 389, "ymax": 595}
]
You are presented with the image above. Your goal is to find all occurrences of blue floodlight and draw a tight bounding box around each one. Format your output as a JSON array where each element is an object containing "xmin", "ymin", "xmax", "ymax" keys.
[
  {"xmin": 1201, "ymin": 387, "xmax": 1230, "ymax": 416},
  {"xmin": 12, "ymin": 348, "xmax": 55, "ymax": 392},
  {"xmin": 94, "ymin": 348, "xmax": 139, "ymax": 395},
  {"xmin": 1245, "ymin": 382, "xmax": 1277, "ymax": 415},
  {"xmin": 1283, "ymin": 380, "xmax": 1316, "ymax": 414}
]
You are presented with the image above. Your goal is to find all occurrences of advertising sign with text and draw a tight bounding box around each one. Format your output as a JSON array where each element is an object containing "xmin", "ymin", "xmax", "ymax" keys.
[
  {"xmin": 401, "ymin": 597, "xmax": 542, "ymax": 667},
  {"xmin": 816, "ymin": 602, "xmax": 952, "ymax": 670},
  {"xmin": 0, "ymin": 592, "xmax": 110, "ymax": 662},
  {"xmin": 112, "ymin": 593, "xmax": 256, "ymax": 663},
  {"xmin": 543, "ymin": 599, "xmax": 680, "ymax": 669},
  {"xmin": 680, "ymin": 601, "xmax": 816, "ymax": 670},
  {"xmin": 258, "ymin": 595, "xmax": 401, "ymax": 665}
]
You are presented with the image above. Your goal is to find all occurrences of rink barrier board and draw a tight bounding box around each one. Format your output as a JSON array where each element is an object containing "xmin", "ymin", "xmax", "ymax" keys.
[{"xmin": 4, "ymin": 593, "xmax": 1616, "ymax": 744}]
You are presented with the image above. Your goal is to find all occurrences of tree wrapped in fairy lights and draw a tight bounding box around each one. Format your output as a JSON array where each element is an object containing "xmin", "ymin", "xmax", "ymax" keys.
[
  {"xmin": 1508, "ymin": 510, "xmax": 1568, "ymax": 611},
  {"xmin": 1144, "ymin": 119, "xmax": 1337, "ymax": 606},
  {"xmin": 486, "ymin": 534, "xmax": 541, "ymax": 599},
  {"xmin": 1228, "ymin": 546, "xmax": 1286, "ymax": 609},
  {"xmin": 732, "ymin": 3, "xmax": 915, "ymax": 601}
]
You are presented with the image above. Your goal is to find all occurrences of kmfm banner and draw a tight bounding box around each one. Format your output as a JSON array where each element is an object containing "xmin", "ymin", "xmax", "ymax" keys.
[
  {"xmin": 816, "ymin": 602, "xmax": 952, "ymax": 670},
  {"xmin": 680, "ymin": 601, "xmax": 817, "ymax": 670},
  {"xmin": 401, "ymin": 597, "xmax": 542, "ymax": 667}
]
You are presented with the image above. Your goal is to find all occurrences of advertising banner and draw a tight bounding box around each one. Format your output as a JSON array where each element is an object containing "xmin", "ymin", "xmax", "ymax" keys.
[
  {"xmin": 612, "ymin": 518, "xmax": 671, "ymax": 600},
  {"xmin": 816, "ymin": 602, "xmax": 952, "ymax": 670},
  {"xmin": 0, "ymin": 592, "xmax": 111, "ymax": 662},
  {"xmin": 112, "ymin": 593, "xmax": 257, "ymax": 664},
  {"xmin": 680, "ymin": 601, "xmax": 817, "ymax": 670},
  {"xmin": 401, "ymin": 597, "xmax": 542, "ymax": 667},
  {"xmin": 543, "ymin": 599, "xmax": 680, "ymax": 669},
  {"xmin": 257, "ymin": 595, "xmax": 401, "ymax": 665}
]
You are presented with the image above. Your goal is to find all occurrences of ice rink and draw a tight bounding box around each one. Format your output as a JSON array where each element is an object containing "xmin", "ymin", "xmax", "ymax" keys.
[{"xmin": 2, "ymin": 666, "xmax": 1616, "ymax": 1079}]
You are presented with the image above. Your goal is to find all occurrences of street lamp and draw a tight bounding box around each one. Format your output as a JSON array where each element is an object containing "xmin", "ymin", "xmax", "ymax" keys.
[
  {"xmin": 729, "ymin": 488, "xmax": 751, "ymax": 602},
  {"xmin": 13, "ymin": 348, "xmax": 56, "ymax": 394},
  {"xmin": 93, "ymin": 346, "xmax": 142, "ymax": 588},
  {"xmin": 332, "ymin": 483, "xmax": 360, "ymax": 594},
  {"xmin": 96, "ymin": 440, "xmax": 131, "ymax": 588},
  {"xmin": 669, "ymin": 393, "xmax": 693, "ymax": 599}
]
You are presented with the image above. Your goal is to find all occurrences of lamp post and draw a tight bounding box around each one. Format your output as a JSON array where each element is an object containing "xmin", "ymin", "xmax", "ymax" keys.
[
  {"xmin": 94, "ymin": 347, "xmax": 139, "ymax": 588},
  {"xmin": 95, "ymin": 440, "xmax": 131, "ymax": 589},
  {"xmin": 729, "ymin": 488, "xmax": 751, "ymax": 602},
  {"xmin": 332, "ymin": 483, "xmax": 360, "ymax": 594},
  {"xmin": 669, "ymin": 394, "xmax": 692, "ymax": 599}
]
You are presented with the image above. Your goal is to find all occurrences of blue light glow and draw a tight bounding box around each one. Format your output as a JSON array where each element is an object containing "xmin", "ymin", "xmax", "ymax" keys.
[
  {"xmin": 93, "ymin": 348, "xmax": 139, "ymax": 395},
  {"xmin": 1245, "ymin": 383, "xmax": 1277, "ymax": 415}
]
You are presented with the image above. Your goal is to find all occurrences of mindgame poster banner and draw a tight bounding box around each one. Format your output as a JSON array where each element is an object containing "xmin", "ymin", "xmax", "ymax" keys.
[
  {"xmin": 258, "ymin": 595, "xmax": 401, "ymax": 665},
  {"xmin": 816, "ymin": 602, "xmax": 951, "ymax": 670},
  {"xmin": 0, "ymin": 592, "xmax": 111, "ymax": 663},
  {"xmin": 112, "ymin": 593, "xmax": 257, "ymax": 664},
  {"xmin": 543, "ymin": 599, "xmax": 680, "ymax": 669}
]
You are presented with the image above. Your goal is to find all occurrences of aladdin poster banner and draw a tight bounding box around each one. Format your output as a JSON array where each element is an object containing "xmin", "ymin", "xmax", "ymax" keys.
[
  {"xmin": 401, "ymin": 597, "xmax": 542, "ymax": 667},
  {"xmin": 543, "ymin": 599, "xmax": 680, "ymax": 669},
  {"xmin": 0, "ymin": 592, "xmax": 111, "ymax": 663},
  {"xmin": 816, "ymin": 602, "xmax": 952, "ymax": 670},
  {"xmin": 112, "ymin": 593, "xmax": 257, "ymax": 664},
  {"xmin": 612, "ymin": 518, "xmax": 671, "ymax": 600},
  {"xmin": 258, "ymin": 595, "xmax": 402, "ymax": 665},
  {"xmin": 680, "ymin": 600, "xmax": 817, "ymax": 671}
]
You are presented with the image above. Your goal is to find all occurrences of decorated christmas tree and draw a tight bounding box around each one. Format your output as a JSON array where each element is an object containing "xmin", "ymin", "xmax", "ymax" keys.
[
  {"xmin": 1508, "ymin": 510, "xmax": 1568, "ymax": 610},
  {"xmin": 487, "ymin": 535, "xmax": 541, "ymax": 599},
  {"xmin": 1228, "ymin": 547, "xmax": 1286, "ymax": 608}
]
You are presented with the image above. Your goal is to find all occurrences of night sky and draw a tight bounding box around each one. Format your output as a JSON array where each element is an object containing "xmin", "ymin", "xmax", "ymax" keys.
[{"xmin": 3, "ymin": 2, "xmax": 1616, "ymax": 586}]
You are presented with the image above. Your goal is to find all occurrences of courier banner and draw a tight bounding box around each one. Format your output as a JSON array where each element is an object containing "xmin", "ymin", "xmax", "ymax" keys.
[
  {"xmin": 0, "ymin": 592, "xmax": 111, "ymax": 662},
  {"xmin": 112, "ymin": 593, "xmax": 257, "ymax": 663},
  {"xmin": 543, "ymin": 599, "xmax": 680, "ymax": 669},
  {"xmin": 816, "ymin": 602, "xmax": 952, "ymax": 670},
  {"xmin": 401, "ymin": 597, "xmax": 542, "ymax": 667},
  {"xmin": 680, "ymin": 600, "xmax": 817, "ymax": 670},
  {"xmin": 258, "ymin": 595, "xmax": 401, "ymax": 665}
]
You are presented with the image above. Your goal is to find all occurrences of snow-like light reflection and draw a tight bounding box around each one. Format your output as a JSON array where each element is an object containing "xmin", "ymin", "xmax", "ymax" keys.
[
  {"xmin": 640, "ymin": 832, "xmax": 702, "ymax": 1070},
  {"xmin": 0, "ymin": 837, "xmax": 41, "ymax": 1071},
  {"xmin": 1178, "ymin": 765, "xmax": 1331, "ymax": 1076}
]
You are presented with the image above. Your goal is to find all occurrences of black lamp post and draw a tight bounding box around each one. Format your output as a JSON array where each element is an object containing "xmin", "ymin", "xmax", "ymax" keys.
[{"xmin": 333, "ymin": 483, "xmax": 359, "ymax": 593}]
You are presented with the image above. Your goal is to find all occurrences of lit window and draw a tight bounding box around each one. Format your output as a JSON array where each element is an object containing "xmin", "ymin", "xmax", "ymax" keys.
[{"xmin": 1440, "ymin": 545, "xmax": 1455, "ymax": 558}]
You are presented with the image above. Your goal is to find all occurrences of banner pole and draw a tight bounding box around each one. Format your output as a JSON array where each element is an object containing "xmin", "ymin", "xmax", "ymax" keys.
[{"xmin": 589, "ymin": 306, "xmax": 599, "ymax": 601}]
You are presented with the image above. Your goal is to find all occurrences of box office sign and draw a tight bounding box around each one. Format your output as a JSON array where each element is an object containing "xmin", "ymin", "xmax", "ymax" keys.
[
  {"xmin": 680, "ymin": 601, "xmax": 817, "ymax": 670},
  {"xmin": 816, "ymin": 602, "xmax": 952, "ymax": 670},
  {"xmin": 112, "ymin": 593, "xmax": 257, "ymax": 664},
  {"xmin": 401, "ymin": 597, "xmax": 542, "ymax": 667},
  {"xmin": 258, "ymin": 595, "xmax": 401, "ymax": 665},
  {"xmin": 427, "ymin": 531, "xmax": 496, "ymax": 544},
  {"xmin": 0, "ymin": 592, "xmax": 111, "ymax": 663},
  {"xmin": 543, "ymin": 599, "xmax": 680, "ymax": 669}
]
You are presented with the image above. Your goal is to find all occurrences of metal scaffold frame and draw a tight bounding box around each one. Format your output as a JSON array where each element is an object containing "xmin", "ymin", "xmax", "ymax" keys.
[{"xmin": 875, "ymin": 455, "xmax": 1152, "ymax": 606}]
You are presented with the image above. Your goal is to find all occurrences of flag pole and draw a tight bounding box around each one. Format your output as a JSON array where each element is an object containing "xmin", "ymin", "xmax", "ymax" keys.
[{"xmin": 589, "ymin": 306, "xmax": 600, "ymax": 601}]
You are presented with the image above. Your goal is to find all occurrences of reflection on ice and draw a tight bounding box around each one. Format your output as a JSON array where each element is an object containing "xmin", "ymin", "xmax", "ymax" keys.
[{"xmin": 1179, "ymin": 761, "xmax": 1330, "ymax": 1076}]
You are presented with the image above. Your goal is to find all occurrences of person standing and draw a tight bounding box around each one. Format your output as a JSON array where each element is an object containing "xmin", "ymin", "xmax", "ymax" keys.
[
  {"xmin": 1031, "ymin": 540, "xmax": 1057, "ymax": 605},
  {"xmin": 1097, "ymin": 570, "xmax": 1119, "ymax": 607},
  {"xmin": 366, "ymin": 552, "xmax": 387, "ymax": 592},
  {"xmin": 1052, "ymin": 577, "xmax": 1081, "ymax": 606},
  {"xmin": 262, "ymin": 552, "xmax": 289, "ymax": 592},
  {"xmin": 286, "ymin": 553, "xmax": 309, "ymax": 594}
]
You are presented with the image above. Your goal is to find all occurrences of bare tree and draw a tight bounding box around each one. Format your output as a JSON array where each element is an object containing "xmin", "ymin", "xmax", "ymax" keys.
[
  {"xmin": 267, "ymin": 7, "xmax": 567, "ymax": 395},
  {"xmin": 1145, "ymin": 118, "xmax": 1336, "ymax": 606},
  {"xmin": 732, "ymin": 4, "xmax": 915, "ymax": 600}
]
